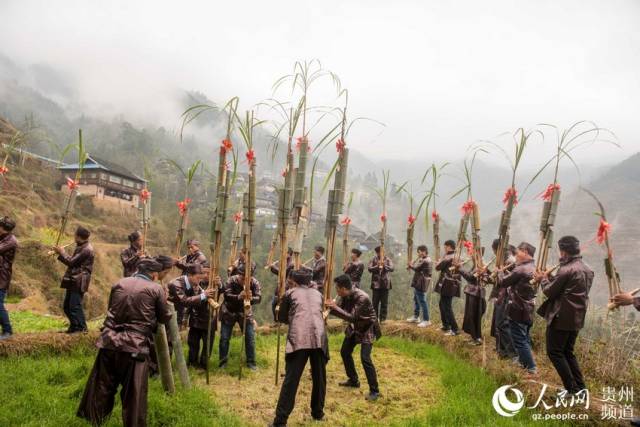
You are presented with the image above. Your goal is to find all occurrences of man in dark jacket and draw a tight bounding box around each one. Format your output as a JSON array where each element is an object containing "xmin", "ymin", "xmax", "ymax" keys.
[
  {"xmin": 175, "ymin": 239, "xmax": 207, "ymax": 274},
  {"xmin": 459, "ymin": 263, "xmax": 486, "ymax": 345},
  {"xmin": 120, "ymin": 231, "xmax": 144, "ymax": 277},
  {"xmin": 268, "ymin": 247, "xmax": 294, "ymax": 317},
  {"xmin": 167, "ymin": 264, "xmax": 216, "ymax": 368},
  {"xmin": 498, "ymin": 242, "xmax": 537, "ymax": 375},
  {"xmin": 272, "ymin": 269, "xmax": 328, "ymax": 427},
  {"xmin": 0, "ymin": 216, "xmax": 17, "ymax": 340},
  {"xmin": 488, "ymin": 240, "xmax": 517, "ymax": 359},
  {"xmin": 302, "ymin": 245, "xmax": 326, "ymax": 294},
  {"xmin": 367, "ymin": 246, "xmax": 394, "ymax": 322},
  {"xmin": 343, "ymin": 248, "xmax": 364, "ymax": 288},
  {"xmin": 218, "ymin": 263, "xmax": 261, "ymax": 370},
  {"xmin": 77, "ymin": 256, "xmax": 173, "ymax": 427},
  {"xmin": 406, "ymin": 245, "xmax": 432, "ymax": 327},
  {"xmin": 612, "ymin": 291, "xmax": 640, "ymax": 311},
  {"xmin": 535, "ymin": 236, "xmax": 594, "ymax": 393},
  {"xmin": 54, "ymin": 226, "xmax": 94, "ymax": 333},
  {"xmin": 435, "ymin": 240, "xmax": 461, "ymax": 335},
  {"xmin": 327, "ymin": 274, "xmax": 381, "ymax": 401}
]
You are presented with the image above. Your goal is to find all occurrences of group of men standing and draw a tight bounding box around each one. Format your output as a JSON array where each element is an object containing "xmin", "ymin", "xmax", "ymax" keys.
[
  {"xmin": 2, "ymin": 214, "xmax": 640, "ymax": 426},
  {"xmin": 402, "ymin": 234, "xmax": 601, "ymax": 397}
]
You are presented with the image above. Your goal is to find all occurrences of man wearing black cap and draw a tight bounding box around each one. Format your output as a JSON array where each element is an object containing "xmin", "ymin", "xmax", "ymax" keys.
[
  {"xmin": 497, "ymin": 241, "xmax": 537, "ymax": 376},
  {"xmin": 77, "ymin": 256, "xmax": 173, "ymax": 427},
  {"xmin": 535, "ymin": 236, "xmax": 594, "ymax": 393},
  {"xmin": 54, "ymin": 226, "xmax": 94, "ymax": 333},
  {"xmin": 167, "ymin": 264, "xmax": 216, "ymax": 367},
  {"xmin": 326, "ymin": 274, "xmax": 381, "ymax": 401},
  {"xmin": 0, "ymin": 216, "xmax": 17, "ymax": 340},
  {"xmin": 272, "ymin": 269, "xmax": 328, "ymax": 427},
  {"xmin": 367, "ymin": 246, "xmax": 394, "ymax": 322},
  {"xmin": 218, "ymin": 262, "xmax": 261, "ymax": 370},
  {"xmin": 121, "ymin": 231, "xmax": 144, "ymax": 277}
]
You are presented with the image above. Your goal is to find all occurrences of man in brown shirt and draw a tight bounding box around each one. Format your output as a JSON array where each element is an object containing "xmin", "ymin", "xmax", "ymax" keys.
[
  {"xmin": 434, "ymin": 240, "xmax": 461, "ymax": 335},
  {"xmin": 176, "ymin": 239, "xmax": 207, "ymax": 274},
  {"xmin": 54, "ymin": 226, "xmax": 94, "ymax": 333},
  {"xmin": 406, "ymin": 245, "xmax": 432, "ymax": 327},
  {"xmin": 167, "ymin": 264, "xmax": 216, "ymax": 368},
  {"xmin": 367, "ymin": 246, "xmax": 394, "ymax": 322},
  {"xmin": 343, "ymin": 248, "xmax": 364, "ymax": 289},
  {"xmin": 497, "ymin": 242, "xmax": 537, "ymax": 375},
  {"xmin": 272, "ymin": 269, "xmax": 328, "ymax": 426},
  {"xmin": 327, "ymin": 274, "xmax": 381, "ymax": 401},
  {"xmin": 302, "ymin": 245, "xmax": 326, "ymax": 294},
  {"xmin": 218, "ymin": 263, "xmax": 261, "ymax": 370},
  {"xmin": 535, "ymin": 235, "xmax": 594, "ymax": 393},
  {"xmin": 120, "ymin": 231, "xmax": 144, "ymax": 277},
  {"xmin": 0, "ymin": 216, "xmax": 17, "ymax": 339},
  {"xmin": 77, "ymin": 256, "xmax": 173, "ymax": 427}
]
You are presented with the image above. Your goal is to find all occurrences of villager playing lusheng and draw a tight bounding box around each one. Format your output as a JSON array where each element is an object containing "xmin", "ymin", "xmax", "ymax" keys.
[
  {"xmin": 406, "ymin": 245, "xmax": 432, "ymax": 327},
  {"xmin": 535, "ymin": 236, "xmax": 594, "ymax": 393},
  {"xmin": 368, "ymin": 246, "xmax": 394, "ymax": 322},
  {"xmin": 0, "ymin": 216, "xmax": 17, "ymax": 340},
  {"xmin": 343, "ymin": 248, "xmax": 364, "ymax": 289},
  {"xmin": 54, "ymin": 226, "xmax": 94, "ymax": 334},
  {"xmin": 326, "ymin": 274, "xmax": 381, "ymax": 401},
  {"xmin": 121, "ymin": 230, "xmax": 144, "ymax": 277},
  {"xmin": 167, "ymin": 264, "xmax": 216, "ymax": 368},
  {"xmin": 271, "ymin": 269, "xmax": 328, "ymax": 427},
  {"xmin": 218, "ymin": 262, "xmax": 261, "ymax": 370},
  {"xmin": 497, "ymin": 242, "xmax": 537, "ymax": 376},
  {"xmin": 488, "ymin": 240, "xmax": 517, "ymax": 359},
  {"xmin": 77, "ymin": 256, "xmax": 173, "ymax": 427},
  {"xmin": 176, "ymin": 239, "xmax": 207, "ymax": 274},
  {"xmin": 457, "ymin": 260, "xmax": 486, "ymax": 345},
  {"xmin": 302, "ymin": 245, "xmax": 326, "ymax": 293},
  {"xmin": 434, "ymin": 240, "xmax": 461, "ymax": 336}
]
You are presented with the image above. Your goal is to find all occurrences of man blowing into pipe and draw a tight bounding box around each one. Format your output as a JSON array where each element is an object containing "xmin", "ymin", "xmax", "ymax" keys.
[
  {"xmin": 326, "ymin": 274, "xmax": 382, "ymax": 401},
  {"xmin": 271, "ymin": 269, "xmax": 328, "ymax": 427},
  {"xmin": 434, "ymin": 240, "xmax": 461, "ymax": 336},
  {"xmin": 534, "ymin": 236, "xmax": 594, "ymax": 394},
  {"xmin": 488, "ymin": 240, "xmax": 517, "ymax": 359},
  {"xmin": 406, "ymin": 245, "xmax": 432, "ymax": 328},
  {"xmin": 343, "ymin": 248, "xmax": 364, "ymax": 289},
  {"xmin": 167, "ymin": 264, "xmax": 217, "ymax": 368},
  {"xmin": 0, "ymin": 216, "xmax": 17, "ymax": 340},
  {"xmin": 77, "ymin": 256, "xmax": 174, "ymax": 427},
  {"xmin": 302, "ymin": 245, "xmax": 326, "ymax": 294},
  {"xmin": 121, "ymin": 231, "xmax": 144, "ymax": 278},
  {"xmin": 368, "ymin": 246, "xmax": 394, "ymax": 322},
  {"xmin": 53, "ymin": 226, "xmax": 94, "ymax": 334},
  {"xmin": 218, "ymin": 262, "xmax": 261, "ymax": 370},
  {"xmin": 497, "ymin": 242, "xmax": 537, "ymax": 376}
]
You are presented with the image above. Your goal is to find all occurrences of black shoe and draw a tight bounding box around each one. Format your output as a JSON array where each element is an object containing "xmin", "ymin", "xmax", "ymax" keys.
[
  {"xmin": 0, "ymin": 333, "xmax": 12, "ymax": 340},
  {"xmin": 365, "ymin": 391, "xmax": 380, "ymax": 401},
  {"xmin": 339, "ymin": 380, "xmax": 360, "ymax": 388},
  {"xmin": 247, "ymin": 364, "xmax": 258, "ymax": 371},
  {"xmin": 311, "ymin": 413, "xmax": 325, "ymax": 422},
  {"xmin": 218, "ymin": 360, "xmax": 227, "ymax": 369}
]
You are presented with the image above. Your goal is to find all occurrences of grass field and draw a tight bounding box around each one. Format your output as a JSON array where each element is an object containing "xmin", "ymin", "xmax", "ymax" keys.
[{"xmin": 0, "ymin": 330, "xmax": 565, "ymax": 426}]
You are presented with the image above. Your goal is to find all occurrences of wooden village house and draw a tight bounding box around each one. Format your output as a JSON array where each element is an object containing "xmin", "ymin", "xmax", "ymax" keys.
[{"xmin": 58, "ymin": 155, "xmax": 146, "ymax": 209}]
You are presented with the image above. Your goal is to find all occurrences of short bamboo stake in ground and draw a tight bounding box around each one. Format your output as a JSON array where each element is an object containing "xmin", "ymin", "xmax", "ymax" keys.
[
  {"xmin": 153, "ymin": 323, "xmax": 175, "ymax": 394},
  {"xmin": 167, "ymin": 302, "xmax": 190, "ymax": 389}
]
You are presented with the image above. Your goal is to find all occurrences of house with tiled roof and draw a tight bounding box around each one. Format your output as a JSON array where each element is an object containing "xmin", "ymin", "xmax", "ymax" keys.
[{"xmin": 58, "ymin": 155, "xmax": 146, "ymax": 208}]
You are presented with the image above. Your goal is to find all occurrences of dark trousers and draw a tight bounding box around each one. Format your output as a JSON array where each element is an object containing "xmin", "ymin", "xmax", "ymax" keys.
[
  {"xmin": 439, "ymin": 295, "xmax": 458, "ymax": 332},
  {"xmin": 187, "ymin": 327, "xmax": 215, "ymax": 368},
  {"xmin": 219, "ymin": 319, "xmax": 256, "ymax": 365},
  {"xmin": 340, "ymin": 334, "xmax": 379, "ymax": 393},
  {"xmin": 273, "ymin": 349, "xmax": 327, "ymax": 426},
  {"xmin": 546, "ymin": 327, "xmax": 585, "ymax": 393},
  {"xmin": 0, "ymin": 289, "xmax": 12, "ymax": 334},
  {"xmin": 77, "ymin": 348, "xmax": 149, "ymax": 427},
  {"xmin": 494, "ymin": 300, "xmax": 516, "ymax": 358},
  {"xmin": 372, "ymin": 288, "xmax": 389, "ymax": 321},
  {"xmin": 63, "ymin": 290, "xmax": 87, "ymax": 332}
]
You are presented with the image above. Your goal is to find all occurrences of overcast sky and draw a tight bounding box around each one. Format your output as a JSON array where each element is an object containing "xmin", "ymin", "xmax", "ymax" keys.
[{"xmin": 1, "ymin": 0, "xmax": 639, "ymax": 164}]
